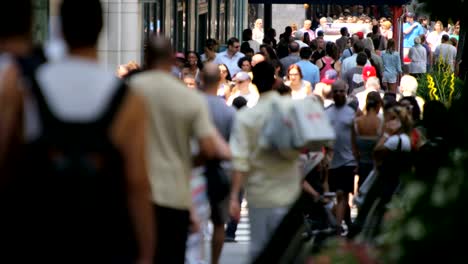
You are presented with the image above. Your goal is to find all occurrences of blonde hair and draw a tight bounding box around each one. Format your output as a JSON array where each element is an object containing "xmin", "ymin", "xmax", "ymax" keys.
[
  {"xmin": 381, "ymin": 21, "xmax": 392, "ymax": 30},
  {"xmin": 291, "ymin": 23, "xmax": 298, "ymax": 31},
  {"xmin": 399, "ymin": 75, "xmax": 418, "ymax": 96}
]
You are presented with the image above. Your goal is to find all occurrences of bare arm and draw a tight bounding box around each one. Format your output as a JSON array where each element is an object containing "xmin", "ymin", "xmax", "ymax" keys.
[
  {"xmin": 229, "ymin": 170, "xmax": 246, "ymax": 221},
  {"xmin": 0, "ymin": 64, "xmax": 23, "ymax": 175},
  {"xmin": 112, "ymin": 92, "xmax": 154, "ymax": 262},
  {"xmin": 351, "ymin": 119, "xmax": 360, "ymax": 163}
]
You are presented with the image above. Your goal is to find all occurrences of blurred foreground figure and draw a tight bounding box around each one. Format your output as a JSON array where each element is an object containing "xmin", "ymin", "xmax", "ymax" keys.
[
  {"xmin": 131, "ymin": 37, "xmax": 231, "ymax": 264},
  {"xmin": 0, "ymin": 0, "xmax": 154, "ymax": 262}
]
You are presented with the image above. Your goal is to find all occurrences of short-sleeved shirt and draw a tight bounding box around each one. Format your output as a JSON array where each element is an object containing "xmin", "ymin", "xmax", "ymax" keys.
[
  {"xmin": 343, "ymin": 66, "xmax": 364, "ymax": 94},
  {"xmin": 131, "ymin": 71, "xmax": 215, "ymax": 210},
  {"xmin": 326, "ymin": 104, "xmax": 357, "ymax": 169},
  {"xmin": 205, "ymin": 95, "xmax": 235, "ymax": 140},
  {"xmin": 434, "ymin": 43, "xmax": 457, "ymax": 71},
  {"xmin": 384, "ymin": 134, "xmax": 411, "ymax": 152},
  {"xmin": 230, "ymin": 91, "xmax": 301, "ymax": 208},
  {"xmin": 403, "ymin": 22, "xmax": 425, "ymax": 48},
  {"xmin": 213, "ymin": 51, "xmax": 245, "ymax": 76},
  {"xmin": 295, "ymin": 60, "xmax": 320, "ymax": 88}
]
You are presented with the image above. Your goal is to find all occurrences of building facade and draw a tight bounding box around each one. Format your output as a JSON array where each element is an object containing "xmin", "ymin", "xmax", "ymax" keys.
[{"xmin": 34, "ymin": 0, "xmax": 247, "ymax": 70}]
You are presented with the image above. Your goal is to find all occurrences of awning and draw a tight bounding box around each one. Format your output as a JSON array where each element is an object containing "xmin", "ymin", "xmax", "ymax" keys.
[{"xmin": 248, "ymin": 0, "xmax": 410, "ymax": 5}]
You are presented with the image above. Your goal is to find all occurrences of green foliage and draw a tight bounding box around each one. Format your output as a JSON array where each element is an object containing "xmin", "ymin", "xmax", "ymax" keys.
[{"xmin": 416, "ymin": 62, "xmax": 464, "ymax": 107}]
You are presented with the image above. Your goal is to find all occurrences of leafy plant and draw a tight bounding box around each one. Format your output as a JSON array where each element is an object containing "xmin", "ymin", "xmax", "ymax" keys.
[{"xmin": 417, "ymin": 61, "xmax": 464, "ymax": 107}]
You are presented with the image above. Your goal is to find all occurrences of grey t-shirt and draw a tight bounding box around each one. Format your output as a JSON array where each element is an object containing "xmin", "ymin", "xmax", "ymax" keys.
[
  {"xmin": 205, "ymin": 95, "xmax": 235, "ymax": 140},
  {"xmin": 326, "ymin": 104, "xmax": 357, "ymax": 169},
  {"xmin": 343, "ymin": 67, "xmax": 364, "ymax": 94}
]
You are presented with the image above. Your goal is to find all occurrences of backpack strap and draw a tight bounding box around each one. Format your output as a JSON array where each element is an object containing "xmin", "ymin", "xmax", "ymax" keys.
[
  {"xmin": 29, "ymin": 77, "xmax": 128, "ymax": 131},
  {"xmin": 97, "ymin": 81, "xmax": 128, "ymax": 129},
  {"xmin": 28, "ymin": 75, "xmax": 60, "ymax": 129}
]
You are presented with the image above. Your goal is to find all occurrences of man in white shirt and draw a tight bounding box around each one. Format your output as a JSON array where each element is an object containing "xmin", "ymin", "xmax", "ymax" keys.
[
  {"xmin": 214, "ymin": 37, "xmax": 245, "ymax": 77},
  {"xmin": 300, "ymin": 19, "xmax": 316, "ymax": 40},
  {"xmin": 229, "ymin": 61, "xmax": 301, "ymax": 260}
]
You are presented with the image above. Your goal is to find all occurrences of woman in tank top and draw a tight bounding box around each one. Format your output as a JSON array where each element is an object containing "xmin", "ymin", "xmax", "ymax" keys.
[
  {"xmin": 284, "ymin": 64, "xmax": 312, "ymax": 100},
  {"xmin": 352, "ymin": 91, "xmax": 383, "ymax": 188},
  {"xmin": 316, "ymin": 42, "xmax": 341, "ymax": 79}
]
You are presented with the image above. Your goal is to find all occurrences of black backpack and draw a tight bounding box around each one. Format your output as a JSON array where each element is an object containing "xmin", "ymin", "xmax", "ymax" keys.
[{"xmin": 3, "ymin": 76, "xmax": 137, "ymax": 262}]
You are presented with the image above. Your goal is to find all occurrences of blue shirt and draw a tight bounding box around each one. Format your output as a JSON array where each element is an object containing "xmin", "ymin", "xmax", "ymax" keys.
[
  {"xmin": 213, "ymin": 51, "xmax": 245, "ymax": 77},
  {"xmin": 403, "ymin": 22, "xmax": 425, "ymax": 48},
  {"xmin": 295, "ymin": 60, "xmax": 320, "ymax": 88}
]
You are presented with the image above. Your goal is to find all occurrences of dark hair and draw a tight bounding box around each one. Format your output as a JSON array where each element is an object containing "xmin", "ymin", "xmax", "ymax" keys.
[
  {"xmin": 386, "ymin": 38, "xmax": 396, "ymax": 52},
  {"xmin": 262, "ymin": 45, "xmax": 278, "ymax": 61},
  {"xmin": 232, "ymin": 96, "xmax": 248, "ymax": 110},
  {"xmin": 356, "ymin": 52, "xmax": 368, "ymax": 66},
  {"xmin": 219, "ymin": 64, "xmax": 232, "ymax": 81},
  {"xmin": 400, "ymin": 96, "xmax": 421, "ymax": 123},
  {"xmin": 240, "ymin": 42, "xmax": 251, "ymax": 54},
  {"xmin": 317, "ymin": 30, "xmax": 324, "ymax": 37},
  {"xmin": 227, "ymin": 37, "xmax": 240, "ymax": 46},
  {"xmin": 442, "ymin": 34, "xmax": 450, "ymax": 42},
  {"xmin": 423, "ymin": 100, "xmax": 448, "ymax": 138},
  {"xmin": 299, "ymin": 47, "xmax": 312, "ymax": 59},
  {"xmin": 365, "ymin": 91, "xmax": 383, "ymax": 111},
  {"xmin": 242, "ymin": 29, "xmax": 253, "ymax": 42},
  {"xmin": 61, "ymin": 0, "xmax": 103, "ymax": 49},
  {"xmin": 145, "ymin": 37, "xmax": 174, "ymax": 69},
  {"xmin": 303, "ymin": 32, "xmax": 311, "ymax": 45},
  {"xmin": 383, "ymin": 92, "xmax": 398, "ymax": 110},
  {"xmin": 420, "ymin": 34, "xmax": 427, "ymax": 43},
  {"xmin": 309, "ymin": 39, "xmax": 318, "ymax": 51},
  {"xmin": 340, "ymin": 27, "xmax": 348, "ymax": 36},
  {"xmin": 276, "ymin": 82, "xmax": 292, "ymax": 95},
  {"xmin": 252, "ymin": 61, "xmax": 275, "ymax": 93},
  {"xmin": 0, "ymin": 0, "xmax": 32, "ymax": 39},
  {"xmin": 325, "ymin": 42, "xmax": 339, "ymax": 60},
  {"xmin": 450, "ymin": 37, "xmax": 458, "ymax": 47},
  {"xmin": 372, "ymin": 25, "xmax": 379, "ymax": 34},
  {"xmin": 237, "ymin": 56, "xmax": 252, "ymax": 69},
  {"xmin": 288, "ymin": 41, "xmax": 300, "ymax": 53},
  {"xmin": 206, "ymin": 38, "xmax": 218, "ymax": 50},
  {"xmin": 353, "ymin": 40, "xmax": 365, "ymax": 53},
  {"xmin": 185, "ymin": 51, "xmax": 204, "ymax": 70}
]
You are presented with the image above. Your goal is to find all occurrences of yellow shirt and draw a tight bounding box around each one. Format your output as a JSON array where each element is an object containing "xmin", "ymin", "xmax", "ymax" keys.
[
  {"xmin": 230, "ymin": 91, "xmax": 302, "ymax": 208},
  {"xmin": 131, "ymin": 70, "xmax": 215, "ymax": 210}
]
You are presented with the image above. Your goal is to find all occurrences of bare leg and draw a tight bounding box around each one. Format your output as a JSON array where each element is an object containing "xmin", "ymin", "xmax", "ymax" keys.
[
  {"xmin": 388, "ymin": 82, "xmax": 398, "ymax": 93},
  {"xmin": 335, "ymin": 190, "xmax": 346, "ymax": 234},
  {"xmin": 211, "ymin": 224, "xmax": 225, "ymax": 264}
]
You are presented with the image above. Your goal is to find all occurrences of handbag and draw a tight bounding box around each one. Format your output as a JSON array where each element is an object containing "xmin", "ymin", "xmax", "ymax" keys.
[
  {"xmin": 259, "ymin": 96, "xmax": 335, "ymax": 153},
  {"xmin": 290, "ymin": 96, "xmax": 335, "ymax": 150}
]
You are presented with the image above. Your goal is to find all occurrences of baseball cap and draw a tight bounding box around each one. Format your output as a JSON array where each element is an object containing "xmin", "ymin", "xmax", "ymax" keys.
[
  {"xmin": 406, "ymin": 12, "xmax": 415, "ymax": 18},
  {"xmin": 233, "ymin": 71, "xmax": 251, "ymax": 82},
  {"xmin": 356, "ymin": 32, "xmax": 364, "ymax": 39},
  {"xmin": 362, "ymin": 65, "xmax": 377, "ymax": 81},
  {"xmin": 320, "ymin": 69, "xmax": 338, "ymax": 85}
]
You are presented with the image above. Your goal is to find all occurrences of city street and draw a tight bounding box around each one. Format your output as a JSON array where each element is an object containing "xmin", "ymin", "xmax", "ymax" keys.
[{"xmin": 217, "ymin": 242, "xmax": 249, "ymax": 264}]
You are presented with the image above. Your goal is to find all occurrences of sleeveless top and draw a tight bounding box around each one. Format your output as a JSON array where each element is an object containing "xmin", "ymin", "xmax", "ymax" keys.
[
  {"xmin": 354, "ymin": 120, "xmax": 382, "ymax": 164},
  {"xmin": 319, "ymin": 56, "xmax": 336, "ymax": 79},
  {"xmin": 290, "ymin": 80, "xmax": 309, "ymax": 100}
]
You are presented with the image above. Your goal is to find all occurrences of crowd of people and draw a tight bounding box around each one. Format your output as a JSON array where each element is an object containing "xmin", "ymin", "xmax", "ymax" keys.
[{"xmin": 0, "ymin": 1, "xmax": 461, "ymax": 263}]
